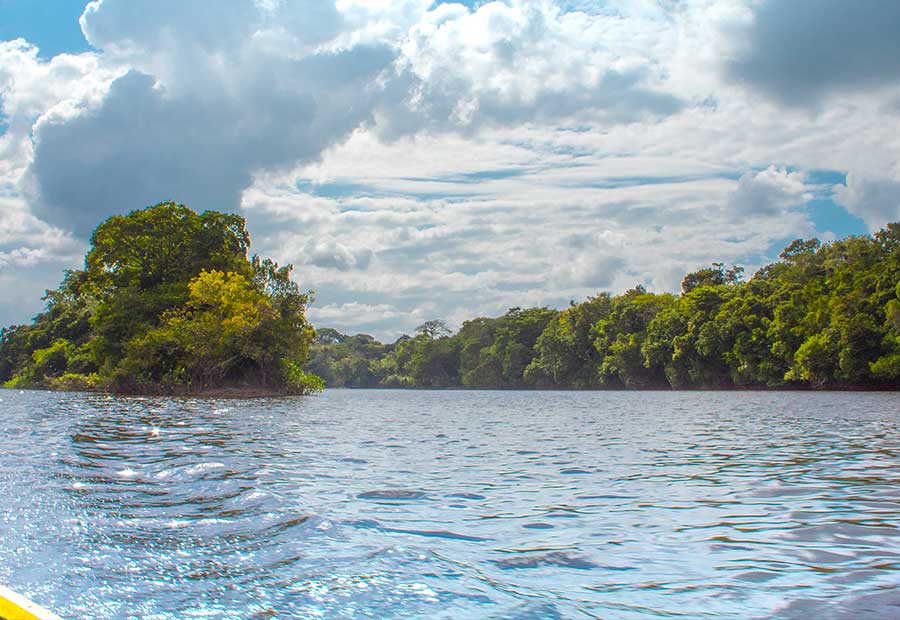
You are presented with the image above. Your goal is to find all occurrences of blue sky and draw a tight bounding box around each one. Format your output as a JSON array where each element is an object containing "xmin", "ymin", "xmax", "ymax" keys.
[
  {"xmin": 0, "ymin": 0, "xmax": 90, "ymax": 57},
  {"xmin": 0, "ymin": 0, "xmax": 898, "ymax": 338}
]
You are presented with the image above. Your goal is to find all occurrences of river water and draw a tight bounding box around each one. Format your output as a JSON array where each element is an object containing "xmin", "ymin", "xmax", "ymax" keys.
[{"xmin": 2, "ymin": 389, "xmax": 900, "ymax": 619}]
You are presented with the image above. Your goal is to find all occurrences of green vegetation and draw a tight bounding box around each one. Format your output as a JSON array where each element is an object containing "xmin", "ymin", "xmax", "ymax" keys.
[
  {"xmin": 5, "ymin": 208, "xmax": 900, "ymax": 393},
  {"xmin": 0, "ymin": 202, "xmax": 321, "ymax": 395},
  {"xmin": 307, "ymin": 225, "xmax": 900, "ymax": 390}
]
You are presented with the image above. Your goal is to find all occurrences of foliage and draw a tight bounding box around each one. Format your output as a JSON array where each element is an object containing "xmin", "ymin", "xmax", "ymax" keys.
[
  {"xmin": 457, "ymin": 308, "xmax": 558, "ymax": 388},
  {"xmin": 305, "ymin": 331, "xmax": 393, "ymax": 388},
  {"xmin": 525, "ymin": 294, "xmax": 612, "ymax": 387},
  {"xmin": 1, "ymin": 202, "xmax": 319, "ymax": 395},
  {"xmin": 415, "ymin": 320, "xmax": 451, "ymax": 340},
  {"xmin": 5, "ymin": 207, "xmax": 900, "ymax": 392},
  {"xmin": 595, "ymin": 288, "xmax": 674, "ymax": 388},
  {"xmin": 306, "ymin": 225, "xmax": 900, "ymax": 391},
  {"xmin": 282, "ymin": 359, "xmax": 325, "ymax": 394},
  {"xmin": 681, "ymin": 263, "xmax": 744, "ymax": 293}
]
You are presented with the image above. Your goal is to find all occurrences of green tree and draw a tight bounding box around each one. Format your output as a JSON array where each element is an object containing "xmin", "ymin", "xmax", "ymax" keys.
[
  {"xmin": 595, "ymin": 288, "xmax": 673, "ymax": 388},
  {"xmin": 458, "ymin": 308, "xmax": 557, "ymax": 388},
  {"xmin": 3, "ymin": 202, "xmax": 319, "ymax": 394},
  {"xmin": 681, "ymin": 263, "xmax": 743, "ymax": 293},
  {"xmin": 525, "ymin": 294, "xmax": 612, "ymax": 387},
  {"xmin": 117, "ymin": 269, "xmax": 317, "ymax": 393}
]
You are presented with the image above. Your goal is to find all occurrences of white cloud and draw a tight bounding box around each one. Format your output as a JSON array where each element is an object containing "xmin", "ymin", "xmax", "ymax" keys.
[
  {"xmin": 1, "ymin": 0, "xmax": 899, "ymax": 336},
  {"xmin": 379, "ymin": 0, "xmax": 682, "ymax": 136},
  {"xmin": 8, "ymin": 0, "xmax": 696, "ymax": 238},
  {"xmin": 0, "ymin": 197, "xmax": 83, "ymax": 265},
  {"xmin": 307, "ymin": 301, "xmax": 426, "ymax": 336},
  {"xmin": 0, "ymin": 196, "xmax": 85, "ymax": 327},
  {"xmin": 834, "ymin": 173, "xmax": 900, "ymax": 231},
  {"xmin": 302, "ymin": 237, "xmax": 373, "ymax": 271},
  {"xmin": 238, "ymin": 131, "xmax": 815, "ymax": 339},
  {"xmin": 728, "ymin": 166, "xmax": 811, "ymax": 218},
  {"xmin": 0, "ymin": 39, "xmax": 116, "ymax": 186}
]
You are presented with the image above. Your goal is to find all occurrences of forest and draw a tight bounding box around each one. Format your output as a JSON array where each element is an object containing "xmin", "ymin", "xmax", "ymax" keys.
[
  {"xmin": 4, "ymin": 205, "xmax": 900, "ymax": 393},
  {"xmin": 0, "ymin": 202, "xmax": 322, "ymax": 395},
  {"xmin": 307, "ymin": 225, "xmax": 900, "ymax": 390}
]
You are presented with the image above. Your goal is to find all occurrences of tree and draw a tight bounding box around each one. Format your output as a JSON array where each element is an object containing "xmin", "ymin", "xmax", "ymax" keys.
[
  {"xmin": 85, "ymin": 202, "xmax": 250, "ymax": 293},
  {"xmin": 409, "ymin": 337, "xmax": 461, "ymax": 387},
  {"xmin": 116, "ymin": 269, "xmax": 317, "ymax": 393},
  {"xmin": 525, "ymin": 296, "xmax": 612, "ymax": 387},
  {"xmin": 681, "ymin": 263, "xmax": 744, "ymax": 293},
  {"xmin": 0, "ymin": 325, "xmax": 28, "ymax": 383},
  {"xmin": 3, "ymin": 202, "xmax": 320, "ymax": 394},
  {"xmin": 872, "ymin": 281, "xmax": 900, "ymax": 380},
  {"xmin": 525, "ymin": 296, "xmax": 611, "ymax": 387},
  {"xmin": 595, "ymin": 288, "xmax": 673, "ymax": 388},
  {"xmin": 415, "ymin": 320, "xmax": 451, "ymax": 340},
  {"xmin": 456, "ymin": 308, "xmax": 557, "ymax": 388}
]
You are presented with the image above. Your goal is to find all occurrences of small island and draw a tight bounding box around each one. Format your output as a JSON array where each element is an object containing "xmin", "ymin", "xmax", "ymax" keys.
[{"xmin": 0, "ymin": 202, "xmax": 323, "ymax": 396}]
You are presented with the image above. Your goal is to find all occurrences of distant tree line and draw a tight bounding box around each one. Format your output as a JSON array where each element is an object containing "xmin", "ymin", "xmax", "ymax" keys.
[
  {"xmin": 307, "ymin": 225, "xmax": 900, "ymax": 390},
  {"xmin": 0, "ymin": 202, "xmax": 322, "ymax": 395}
]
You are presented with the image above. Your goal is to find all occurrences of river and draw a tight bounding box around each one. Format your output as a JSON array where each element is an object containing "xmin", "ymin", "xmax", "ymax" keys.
[{"xmin": 2, "ymin": 389, "xmax": 900, "ymax": 619}]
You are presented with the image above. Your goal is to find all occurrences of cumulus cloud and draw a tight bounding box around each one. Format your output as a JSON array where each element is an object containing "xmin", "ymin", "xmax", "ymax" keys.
[
  {"xmin": 0, "ymin": 197, "xmax": 83, "ymax": 266},
  {"xmin": 307, "ymin": 300, "xmax": 434, "ymax": 338},
  {"xmin": 309, "ymin": 301, "xmax": 411, "ymax": 325},
  {"xmin": 379, "ymin": 0, "xmax": 682, "ymax": 136},
  {"xmin": 0, "ymin": 263, "xmax": 75, "ymax": 327},
  {"xmin": 552, "ymin": 230, "xmax": 626, "ymax": 288},
  {"xmin": 834, "ymin": 173, "xmax": 900, "ymax": 230},
  {"xmin": 237, "ymin": 131, "xmax": 816, "ymax": 339},
  {"xmin": 80, "ymin": 0, "xmax": 262, "ymax": 54},
  {"xmin": 302, "ymin": 238, "xmax": 373, "ymax": 271},
  {"xmin": 2, "ymin": 0, "xmax": 900, "ymax": 336},
  {"xmin": 27, "ymin": 15, "xmax": 398, "ymax": 234},
  {"xmin": 13, "ymin": 0, "xmax": 691, "ymax": 237},
  {"xmin": 727, "ymin": 166, "xmax": 811, "ymax": 218},
  {"xmin": 26, "ymin": 44, "xmax": 392, "ymax": 236},
  {"xmin": 0, "ymin": 196, "xmax": 85, "ymax": 327},
  {"xmin": 725, "ymin": 0, "xmax": 900, "ymax": 106},
  {"xmin": 0, "ymin": 39, "xmax": 114, "ymax": 186}
]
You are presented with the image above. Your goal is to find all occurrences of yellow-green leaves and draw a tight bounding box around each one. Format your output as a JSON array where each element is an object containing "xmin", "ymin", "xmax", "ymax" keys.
[{"xmin": 1, "ymin": 202, "xmax": 320, "ymax": 395}]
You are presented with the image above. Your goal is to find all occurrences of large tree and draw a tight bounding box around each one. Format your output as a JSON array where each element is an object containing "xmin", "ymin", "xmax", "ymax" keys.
[{"xmin": 2, "ymin": 202, "xmax": 320, "ymax": 394}]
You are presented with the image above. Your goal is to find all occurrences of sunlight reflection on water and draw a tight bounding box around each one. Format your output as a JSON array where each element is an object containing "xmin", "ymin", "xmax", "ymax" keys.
[{"xmin": 2, "ymin": 389, "xmax": 900, "ymax": 619}]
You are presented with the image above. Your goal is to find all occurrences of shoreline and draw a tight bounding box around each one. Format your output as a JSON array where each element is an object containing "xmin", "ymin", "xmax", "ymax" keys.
[
  {"xmin": 3, "ymin": 384, "xmax": 899, "ymax": 399},
  {"xmin": 322, "ymin": 384, "xmax": 900, "ymax": 392},
  {"xmin": 0, "ymin": 385, "xmax": 301, "ymax": 399}
]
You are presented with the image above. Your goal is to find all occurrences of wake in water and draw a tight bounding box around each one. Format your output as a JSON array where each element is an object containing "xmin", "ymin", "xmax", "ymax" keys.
[{"xmin": 2, "ymin": 389, "xmax": 900, "ymax": 619}]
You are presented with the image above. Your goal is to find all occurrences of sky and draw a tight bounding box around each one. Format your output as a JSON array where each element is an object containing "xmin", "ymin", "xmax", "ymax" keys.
[{"xmin": 0, "ymin": 0, "xmax": 898, "ymax": 341}]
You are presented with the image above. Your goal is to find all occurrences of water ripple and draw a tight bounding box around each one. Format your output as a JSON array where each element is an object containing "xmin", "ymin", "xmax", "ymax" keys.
[{"xmin": 2, "ymin": 389, "xmax": 900, "ymax": 618}]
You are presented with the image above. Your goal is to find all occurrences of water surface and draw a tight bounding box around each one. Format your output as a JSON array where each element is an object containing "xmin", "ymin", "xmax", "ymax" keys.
[{"xmin": 2, "ymin": 389, "xmax": 900, "ymax": 619}]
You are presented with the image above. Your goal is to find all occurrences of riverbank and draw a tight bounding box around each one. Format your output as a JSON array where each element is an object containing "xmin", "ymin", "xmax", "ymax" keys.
[
  {"xmin": 4, "ymin": 383, "xmax": 898, "ymax": 399},
  {"xmin": 1, "ymin": 384, "xmax": 302, "ymax": 399}
]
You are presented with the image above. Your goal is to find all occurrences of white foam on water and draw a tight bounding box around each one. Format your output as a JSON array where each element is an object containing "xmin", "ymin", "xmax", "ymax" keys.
[{"xmin": 186, "ymin": 462, "xmax": 225, "ymax": 475}]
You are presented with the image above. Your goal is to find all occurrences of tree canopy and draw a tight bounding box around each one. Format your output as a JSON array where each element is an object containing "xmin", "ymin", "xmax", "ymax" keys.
[
  {"xmin": 306, "ymin": 224, "xmax": 900, "ymax": 391},
  {"xmin": 6, "ymin": 209, "xmax": 900, "ymax": 393},
  {"xmin": 1, "ymin": 202, "xmax": 321, "ymax": 395}
]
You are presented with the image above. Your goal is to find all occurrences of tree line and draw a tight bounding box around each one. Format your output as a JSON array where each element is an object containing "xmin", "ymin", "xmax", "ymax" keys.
[
  {"xmin": 0, "ymin": 203, "xmax": 322, "ymax": 394},
  {"xmin": 307, "ymin": 225, "xmax": 900, "ymax": 390}
]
